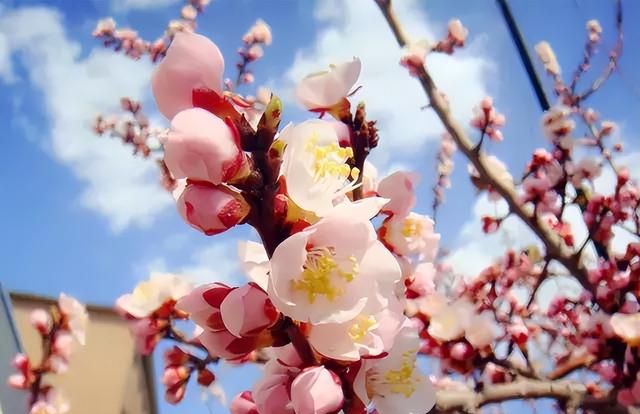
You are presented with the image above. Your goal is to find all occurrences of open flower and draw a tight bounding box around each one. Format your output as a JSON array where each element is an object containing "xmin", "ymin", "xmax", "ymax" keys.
[
  {"xmin": 268, "ymin": 198, "xmax": 401, "ymax": 324},
  {"xmin": 58, "ymin": 293, "xmax": 88, "ymax": 346},
  {"xmin": 238, "ymin": 240, "xmax": 270, "ymax": 290},
  {"xmin": 308, "ymin": 298, "xmax": 404, "ymax": 361},
  {"xmin": 295, "ymin": 58, "xmax": 361, "ymax": 112},
  {"xmin": 381, "ymin": 212, "xmax": 440, "ymax": 261},
  {"xmin": 610, "ymin": 312, "xmax": 640, "ymax": 346},
  {"xmin": 534, "ymin": 41, "xmax": 561, "ymax": 76},
  {"xmin": 354, "ymin": 322, "xmax": 435, "ymax": 414},
  {"xmin": 152, "ymin": 31, "xmax": 224, "ymax": 119},
  {"xmin": 116, "ymin": 273, "xmax": 193, "ymax": 318},
  {"xmin": 163, "ymin": 108, "xmax": 249, "ymax": 185},
  {"xmin": 279, "ymin": 120, "xmax": 360, "ymax": 216},
  {"xmin": 377, "ymin": 171, "xmax": 419, "ymax": 217}
]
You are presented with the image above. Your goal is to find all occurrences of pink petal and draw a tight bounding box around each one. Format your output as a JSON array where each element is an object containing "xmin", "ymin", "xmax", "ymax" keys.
[{"xmin": 152, "ymin": 31, "xmax": 224, "ymax": 119}]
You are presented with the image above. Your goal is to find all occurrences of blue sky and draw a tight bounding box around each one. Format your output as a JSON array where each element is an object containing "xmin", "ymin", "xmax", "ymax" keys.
[{"xmin": 1, "ymin": 0, "xmax": 639, "ymax": 412}]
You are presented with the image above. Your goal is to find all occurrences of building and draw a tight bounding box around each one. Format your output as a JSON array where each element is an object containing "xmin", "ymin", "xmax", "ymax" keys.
[{"xmin": 0, "ymin": 284, "xmax": 158, "ymax": 414}]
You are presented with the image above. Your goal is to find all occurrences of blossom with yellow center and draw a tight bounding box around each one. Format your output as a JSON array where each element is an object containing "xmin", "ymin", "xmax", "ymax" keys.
[{"xmin": 292, "ymin": 247, "xmax": 358, "ymax": 304}]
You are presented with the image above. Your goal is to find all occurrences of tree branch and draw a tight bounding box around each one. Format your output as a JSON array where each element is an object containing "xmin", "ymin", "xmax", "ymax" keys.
[
  {"xmin": 434, "ymin": 379, "xmax": 624, "ymax": 413},
  {"xmin": 373, "ymin": 0, "xmax": 594, "ymax": 296}
]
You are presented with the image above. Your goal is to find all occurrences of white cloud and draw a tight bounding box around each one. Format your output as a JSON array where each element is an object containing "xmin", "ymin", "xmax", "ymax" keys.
[
  {"xmin": 137, "ymin": 240, "xmax": 242, "ymax": 285},
  {"xmin": 111, "ymin": 0, "xmax": 179, "ymax": 12},
  {"xmin": 0, "ymin": 7, "xmax": 172, "ymax": 231},
  {"xmin": 279, "ymin": 0, "xmax": 492, "ymax": 164},
  {"xmin": 0, "ymin": 33, "xmax": 14, "ymax": 82}
]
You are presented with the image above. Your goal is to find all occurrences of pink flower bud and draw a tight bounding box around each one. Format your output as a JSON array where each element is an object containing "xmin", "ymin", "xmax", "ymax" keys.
[
  {"xmin": 450, "ymin": 341, "xmax": 474, "ymax": 360},
  {"xmin": 30, "ymin": 309, "xmax": 51, "ymax": 334},
  {"xmin": 507, "ymin": 321, "xmax": 529, "ymax": 345},
  {"xmin": 447, "ymin": 19, "xmax": 468, "ymax": 44},
  {"xmin": 197, "ymin": 368, "xmax": 216, "ymax": 386},
  {"xmin": 230, "ymin": 391, "xmax": 258, "ymax": 414},
  {"xmin": 198, "ymin": 329, "xmax": 258, "ymax": 360},
  {"xmin": 164, "ymin": 346, "xmax": 190, "ymax": 366},
  {"xmin": 246, "ymin": 45, "xmax": 264, "ymax": 61},
  {"xmin": 152, "ymin": 31, "xmax": 224, "ymax": 119},
  {"xmin": 220, "ymin": 283, "xmax": 279, "ymax": 338},
  {"xmin": 12, "ymin": 353, "xmax": 29, "ymax": 371},
  {"xmin": 53, "ymin": 333, "xmax": 75, "ymax": 359},
  {"xmin": 241, "ymin": 72, "xmax": 255, "ymax": 84},
  {"xmin": 290, "ymin": 367, "xmax": 344, "ymax": 414},
  {"xmin": 7, "ymin": 374, "xmax": 27, "ymax": 389},
  {"xmin": 163, "ymin": 108, "xmax": 248, "ymax": 184},
  {"xmin": 177, "ymin": 182, "xmax": 250, "ymax": 236}
]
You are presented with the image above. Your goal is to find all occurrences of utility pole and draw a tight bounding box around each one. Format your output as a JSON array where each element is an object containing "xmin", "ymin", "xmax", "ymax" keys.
[{"xmin": 495, "ymin": 0, "xmax": 551, "ymax": 111}]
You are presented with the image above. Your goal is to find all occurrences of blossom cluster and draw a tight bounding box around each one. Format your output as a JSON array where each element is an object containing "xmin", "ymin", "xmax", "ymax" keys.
[
  {"xmin": 89, "ymin": 2, "xmax": 640, "ymax": 413},
  {"xmin": 6, "ymin": 294, "xmax": 88, "ymax": 414}
]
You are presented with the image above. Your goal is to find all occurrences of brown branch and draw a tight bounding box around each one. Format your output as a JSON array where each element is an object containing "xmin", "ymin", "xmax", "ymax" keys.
[
  {"xmin": 374, "ymin": 0, "xmax": 594, "ymax": 297},
  {"xmin": 434, "ymin": 379, "xmax": 624, "ymax": 413}
]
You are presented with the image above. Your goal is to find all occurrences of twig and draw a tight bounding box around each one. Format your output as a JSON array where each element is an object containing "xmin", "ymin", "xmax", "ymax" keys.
[{"xmin": 374, "ymin": 0, "xmax": 594, "ymax": 296}]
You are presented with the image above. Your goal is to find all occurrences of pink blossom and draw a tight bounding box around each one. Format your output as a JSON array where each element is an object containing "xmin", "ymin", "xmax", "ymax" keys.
[
  {"xmin": 465, "ymin": 311, "xmax": 499, "ymax": 348},
  {"xmin": 58, "ymin": 293, "xmax": 88, "ymax": 346},
  {"xmin": 252, "ymin": 349, "xmax": 301, "ymax": 414},
  {"xmin": 535, "ymin": 41, "xmax": 561, "ymax": 75},
  {"xmin": 30, "ymin": 309, "xmax": 51, "ymax": 334},
  {"xmin": 400, "ymin": 40, "xmax": 430, "ymax": 76},
  {"xmin": 238, "ymin": 240, "xmax": 269, "ymax": 290},
  {"xmin": 354, "ymin": 322, "xmax": 435, "ymax": 414},
  {"xmin": 198, "ymin": 329, "xmax": 258, "ymax": 360},
  {"xmin": 176, "ymin": 182, "xmax": 250, "ymax": 236},
  {"xmin": 268, "ymin": 198, "xmax": 401, "ymax": 324},
  {"xmin": 381, "ymin": 212, "xmax": 440, "ymax": 261},
  {"xmin": 177, "ymin": 282, "xmax": 232, "ymax": 331},
  {"xmin": 362, "ymin": 161, "xmax": 379, "ymax": 196},
  {"xmin": 290, "ymin": 366, "xmax": 344, "ymax": 414},
  {"xmin": 116, "ymin": 272, "xmax": 193, "ymax": 318},
  {"xmin": 295, "ymin": 58, "xmax": 361, "ymax": 111},
  {"xmin": 220, "ymin": 283, "xmax": 279, "ymax": 337},
  {"xmin": 243, "ymin": 19, "xmax": 272, "ymax": 45},
  {"xmin": 163, "ymin": 108, "xmax": 248, "ymax": 185},
  {"xmin": 541, "ymin": 106, "xmax": 575, "ymax": 148},
  {"xmin": 377, "ymin": 171, "xmax": 419, "ymax": 217},
  {"xmin": 130, "ymin": 318, "xmax": 163, "ymax": 355},
  {"xmin": 151, "ymin": 31, "xmax": 224, "ymax": 119},
  {"xmin": 230, "ymin": 391, "xmax": 258, "ymax": 414},
  {"xmin": 278, "ymin": 120, "xmax": 360, "ymax": 216},
  {"xmin": 569, "ymin": 158, "xmax": 601, "ymax": 186},
  {"xmin": 308, "ymin": 299, "xmax": 404, "ymax": 361},
  {"xmin": 448, "ymin": 19, "xmax": 468, "ymax": 45},
  {"xmin": 30, "ymin": 391, "xmax": 70, "ymax": 414},
  {"xmin": 427, "ymin": 299, "xmax": 473, "ymax": 342},
  {"xmin": 610, "ymin": 312, "xmax": 640, "ymax": 346},
  {"xmin": 406, "ymin": 262, "xmax": 436, "ymax": 297},
  {"xmin": 450, "ymin": 341, "xmax": 474, "ymax": 360},
  {"xmin": 53, "ymin": 333, "xmax": 76, "ymax": 360},
  {"xmin": 507, "ymin": 319, "xmax": 529, "ymax": 345}
]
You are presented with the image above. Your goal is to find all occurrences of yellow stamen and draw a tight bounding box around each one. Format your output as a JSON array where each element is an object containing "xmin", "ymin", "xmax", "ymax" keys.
[
  {"xmin": 401, "ymin": 216, "xmax": 424, "ymax": 238},
  {"xmin": 291, "ymin": 247, "xmax": 358, "ymax": 304},
  {"xmin": 382, "ymin": 350, "xmax": 419, "ymax": 398},
  {"xmin": 305, "ymin": 135, "xmax": 357, "ymax": 184},
  {"xmin": 348, "ymin": 315, "xmax": 377, "ymax": 342}
]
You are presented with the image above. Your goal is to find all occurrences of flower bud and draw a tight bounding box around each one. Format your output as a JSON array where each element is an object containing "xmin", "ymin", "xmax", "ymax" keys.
[
  {"xmin": 152, "ymin": 31, "xmax": 224, "ymax": 119},
  {"xmin": 163, "ymin": 108, "xmax": 248, "ymax": 185},
  {"xmin": 177, "ymin": 182, "xmax": 250, "ymax": 236},
  {"xmin": 230, "ymin": 391, "xmax": 258, "ymax": 414},
  {"xmin": 197, "ymin": 368, "xmax": 216, "ymax": 386},
  {"xmin": 29, "ymin": 309, "xmax": 52, "ymax": 335},
  {"xmin": 290, "ymin": 366, "xmax": 344, "ymax": 414},
  {"xmin": 164, "ymin": 346, "xmax": 190, "ymax": 366},
  {"xmin": 220, "ymin": 283, "xmax": 279, "ymax": 338},
  {"xmin": 198, "ymin": 329, "xmax": 258, "ymax": 360}
]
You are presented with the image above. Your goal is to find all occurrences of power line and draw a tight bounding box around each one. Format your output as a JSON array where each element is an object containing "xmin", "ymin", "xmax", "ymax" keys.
[{"xmin": 495, "ymin": 0, "xmax": 551, "ymax": 111}]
